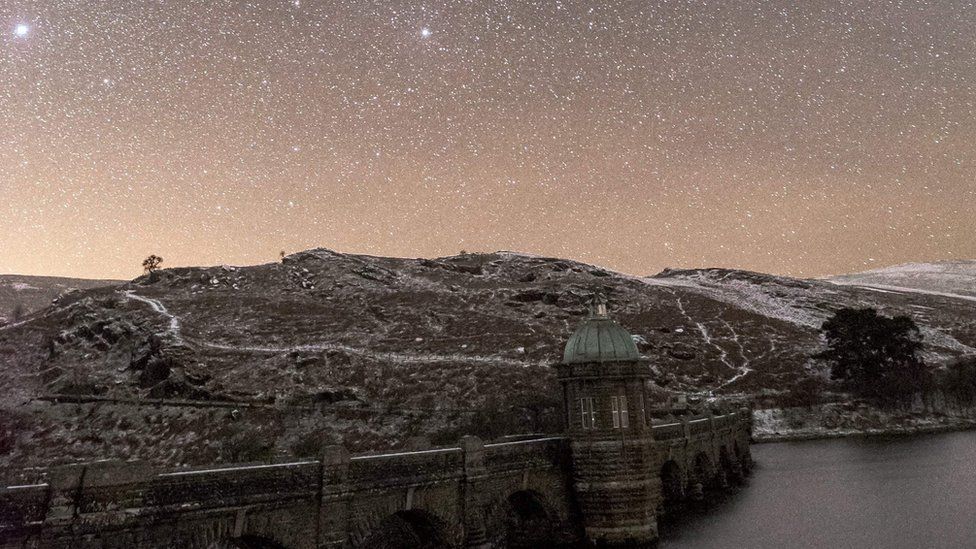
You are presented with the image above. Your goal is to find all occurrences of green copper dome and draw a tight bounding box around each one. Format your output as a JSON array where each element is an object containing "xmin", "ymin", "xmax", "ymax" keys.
[{"xmin": 562, "ymin": 299, "xmax": 640, "ymax": 364}]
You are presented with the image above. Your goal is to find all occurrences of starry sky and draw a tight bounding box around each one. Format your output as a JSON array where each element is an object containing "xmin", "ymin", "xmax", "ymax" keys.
[{"xmin": 1, "ymin": 1, "xmax": 974, "ymax": 280}]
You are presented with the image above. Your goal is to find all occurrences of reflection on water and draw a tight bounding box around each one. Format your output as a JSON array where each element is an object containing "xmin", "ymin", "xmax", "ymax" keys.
[{"xmin": 659, "ymin": 431, "xmax": 976, "ymax": 549}]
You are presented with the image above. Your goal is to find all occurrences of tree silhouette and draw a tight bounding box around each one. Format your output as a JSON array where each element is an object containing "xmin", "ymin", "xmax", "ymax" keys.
[
  {"xmin": 142, "ymin": 255, "xmax": 163, "ymax": 275},
  {"xmin": 940, "ymin": 357, "xmax": 976, "ymax": 407},
  {"xmin": 814, "ymin": 308, "xmax": 929, "ymax": 406}
]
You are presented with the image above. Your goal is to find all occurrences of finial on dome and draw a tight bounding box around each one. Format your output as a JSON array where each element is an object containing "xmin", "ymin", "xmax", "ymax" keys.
[
  {"xmin": 588, "ymin": 294, "xmax": 609, "ymax": 318},
  {"xmin": 562, "ymin": 293, "xmax": 639, "ymax": 364}
]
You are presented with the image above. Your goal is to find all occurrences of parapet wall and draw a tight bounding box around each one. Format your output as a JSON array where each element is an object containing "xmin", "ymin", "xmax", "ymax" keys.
[
  {"xmin": 652, "ymin": 410, "xmax": 749, "ymax": 440},
  {"xmin": 0, "ymin": 411, "xmax": 751, "ymax": 548},
  {"xmin": 349, "ymin": 447, "xmax": 464, "ymax": 488},
  {"xmin": 484, "ymin": 436, "xmax": 567, "ymax": 473},
  {"xmin": 152, "ymin": 460, "xmax": 322, "ymax": 509}
]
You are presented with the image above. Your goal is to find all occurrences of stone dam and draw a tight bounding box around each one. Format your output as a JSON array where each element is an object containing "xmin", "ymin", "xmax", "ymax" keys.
[{"xmin": 0, "ymin": 300, "xmax": 754, "ymax": 548}]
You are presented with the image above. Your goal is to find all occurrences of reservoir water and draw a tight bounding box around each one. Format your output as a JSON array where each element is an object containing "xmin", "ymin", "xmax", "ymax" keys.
[{"xmin": 658, "ymin": 431, "xmax": 976, "ymax": 549}]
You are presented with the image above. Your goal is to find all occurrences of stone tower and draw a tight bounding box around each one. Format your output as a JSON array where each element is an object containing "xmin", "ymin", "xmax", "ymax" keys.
[{"xmin": 554, "ymin": 296, "xmax": 660, "ymax": 546}]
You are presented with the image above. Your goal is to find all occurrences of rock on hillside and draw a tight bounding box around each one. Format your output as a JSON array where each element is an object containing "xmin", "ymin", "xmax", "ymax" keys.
[{"xmin": 0, "ymin": 250, "xmax": 974, "ymax": 471}]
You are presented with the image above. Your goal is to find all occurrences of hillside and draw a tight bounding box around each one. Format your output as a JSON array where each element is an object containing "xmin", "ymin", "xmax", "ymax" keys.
[
  {"xmin": 1, "ymin": 250, "xmax": 974, "ymax": 472},
  {"xmin": 829, "ymin": 260, "xmax": 976, "ymax": 299},
  {"xmin": 0, "ymin": 275, "xmax": 119, "ymax": 324}
]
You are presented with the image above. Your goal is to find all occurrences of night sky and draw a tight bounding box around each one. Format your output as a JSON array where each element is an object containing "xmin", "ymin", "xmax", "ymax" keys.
[{"xmin": 1, "ymin": 1, "xmax": 974, "ymax": 279}]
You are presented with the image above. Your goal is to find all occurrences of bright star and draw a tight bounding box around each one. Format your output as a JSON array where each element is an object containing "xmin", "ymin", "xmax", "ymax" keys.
[
  {"xmin": 14, "ymin": 24, "xmax": 29, "ymax": 37},
  {"xmin": 420, "ymin": 27, "xmax": 432, "ymax": 38}
]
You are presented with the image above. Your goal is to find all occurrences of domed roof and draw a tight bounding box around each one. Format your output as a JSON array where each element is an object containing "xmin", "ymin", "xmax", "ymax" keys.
[{"xmin": 562, "ymin": 298, "xmax": 640, "ymax": 364}]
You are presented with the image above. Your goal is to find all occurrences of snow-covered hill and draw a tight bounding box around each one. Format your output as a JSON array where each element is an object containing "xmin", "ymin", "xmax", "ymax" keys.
[
  {"xmin": 1, "ymin": 250, "xmax": 974, "ymax": 470},
  {"xmin": 830, "ymin": 260, "xmax": 976, "ymax": 299}
]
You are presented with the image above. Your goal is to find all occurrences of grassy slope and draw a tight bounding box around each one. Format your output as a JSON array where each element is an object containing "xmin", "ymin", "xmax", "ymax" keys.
[{"xmin": 0, "ymin": 249, "xmax": 973, "ymax": 472}]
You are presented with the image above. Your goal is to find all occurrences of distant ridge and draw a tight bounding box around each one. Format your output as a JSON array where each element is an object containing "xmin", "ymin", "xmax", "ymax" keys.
[
  {"xmin": 830, "ymin": 259, "xmax": 976, "ymax": 299},
  {"xmin": 0, "ymin": 274, "xmax": 120, "ymax": 323}
]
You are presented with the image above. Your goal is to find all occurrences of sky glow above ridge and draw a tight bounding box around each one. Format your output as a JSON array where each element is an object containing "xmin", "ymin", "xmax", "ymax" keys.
[{"xmin": 1, "ymin": 0, "xmax": 974, "ymax": 279}]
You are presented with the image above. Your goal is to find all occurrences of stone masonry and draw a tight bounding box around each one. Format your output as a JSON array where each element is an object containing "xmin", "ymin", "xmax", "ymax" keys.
[{"xmin": 0, "ymin": 302, "xmax": 752, "ymax": 548}]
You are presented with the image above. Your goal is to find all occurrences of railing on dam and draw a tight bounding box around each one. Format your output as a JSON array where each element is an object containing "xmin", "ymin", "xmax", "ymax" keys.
[
  {"xmin": 650, "ymin": 410, "xmax": 750, "ymax": 441},
  {"xmin": 348, "ymin": 447, "xmax": 465, "ymax": 487},
  {"xmin": 0, "ymin": 408, "xmax": 751, "ymax": 539},
  {"xmin": 484, "ymin": 436, "xmax": 567, "ymax": 472},
  {"xmin": 652, "ymin": 422, "xmax": 685, "ymax": 440},
  {"xmin": 0, "ymin": 436, "xmax": 573, "ymax": 523},
  {"xmin": 150, "ymin": 460, "xmax": 321, "ymax": 509}
]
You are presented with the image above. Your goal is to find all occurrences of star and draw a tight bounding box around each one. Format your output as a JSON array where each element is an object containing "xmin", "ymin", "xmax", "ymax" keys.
[{"xmin": 0, "ymin": 0, "xmax": 971, "ymax": 280}]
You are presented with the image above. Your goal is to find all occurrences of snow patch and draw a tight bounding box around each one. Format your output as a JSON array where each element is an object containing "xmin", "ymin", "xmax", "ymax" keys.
[
  {"xmin": 122, "ymin": 290, "xmax": 183, "ymax": 344},
  {"xmin": 641, "ymin": 272, "xmax": 824, "ymax": 328},
  {"xmin": 753, "ymin": 404, "xmax": 976, "ymax": 441},
  {"xmin": 8, "ymin": 282, "xmax": 39, "ymax": 291},
  {"xmin": 829, "ymin": 282, "xmax": 976, "ymax": 304}
]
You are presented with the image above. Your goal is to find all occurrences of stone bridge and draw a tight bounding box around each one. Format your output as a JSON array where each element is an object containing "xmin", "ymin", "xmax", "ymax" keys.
[{"xmin": 0, "ymin": 410, "xmax": 750, "ymax": 548}]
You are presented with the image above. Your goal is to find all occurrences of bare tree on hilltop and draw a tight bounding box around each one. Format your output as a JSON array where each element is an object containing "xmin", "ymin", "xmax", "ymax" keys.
[{"xmin": 142, "ymin": 255, "xmax": 163, "ymax": 280}]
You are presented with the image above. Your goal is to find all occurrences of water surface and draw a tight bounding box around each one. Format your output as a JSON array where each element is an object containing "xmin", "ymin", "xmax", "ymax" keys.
[{"xmin": 659, "ymin": 431, "xmax": 976, "ymax": 549}]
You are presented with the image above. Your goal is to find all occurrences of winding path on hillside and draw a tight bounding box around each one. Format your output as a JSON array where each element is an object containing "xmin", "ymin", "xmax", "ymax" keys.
[
  {"xmin": 123, "ymin": 290, "xmax": 184, "ymax": 344},
  {"xmin": 120, "ymin": 290, "xmax": 539, "ymax": 368}
]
